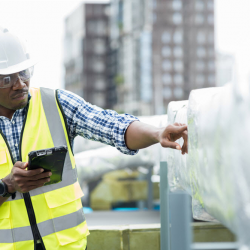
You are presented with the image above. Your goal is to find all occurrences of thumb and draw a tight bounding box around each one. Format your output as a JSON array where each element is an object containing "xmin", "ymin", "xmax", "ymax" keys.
[
  {"xmin": 162, "ymin": 141, "xmax": 182, "ymax": 150},
  {"xmin": 19, "ymin": 162, "xmax": 28, "ymax": 169}
]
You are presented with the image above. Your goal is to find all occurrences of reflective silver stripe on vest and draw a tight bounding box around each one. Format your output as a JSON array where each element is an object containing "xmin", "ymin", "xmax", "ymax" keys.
[
  {"xmin": 0, "ymin": 208, "xmax": 85, "ymax": 243},
  {"xmin": 39, "ymin": 87, "xmax": 77, "ymax": 192},
  {"xmin": 38, "ymin": 207, "xmax": 85, "ymax": 237},
  {"xmin": 12, "ymin": 87, "xmax": 77, "ymax": 201}
]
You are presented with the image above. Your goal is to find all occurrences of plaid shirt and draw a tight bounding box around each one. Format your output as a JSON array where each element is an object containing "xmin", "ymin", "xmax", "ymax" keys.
[{"xmin": 0, "ymin": 89, "xmax": 139, "ymax": 162}]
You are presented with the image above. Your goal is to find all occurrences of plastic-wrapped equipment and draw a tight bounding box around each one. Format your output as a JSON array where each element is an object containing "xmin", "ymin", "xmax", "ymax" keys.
[
  {"xmin": 187, "ymin": 87, "xmax": 233, "ymax": 222},
  {"xmin": 75, "ymin": 145, "xmax": 155, "ymax": 182},
  {"xmin": 230, "ymin": 81, "xmax": 250, "ymax": 249},
  {"xmin": 75, "ymin": 115, "xmax": 168, "ymax": 183},
  {"xmin": 166, "ymin": 101, "xmax": 189, "ymax": 192},
  {"xmin": 167, "ymin": 83, "xmax": 250, "ymax": 248},
  {"xmin": 167, "ymin": 99, "xmax": 217, "ymax": 222}
]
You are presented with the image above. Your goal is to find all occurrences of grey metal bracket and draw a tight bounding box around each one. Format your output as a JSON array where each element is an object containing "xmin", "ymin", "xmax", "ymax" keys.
[
  {"xmin": 160, "ymin": 161, "xmax": 171, "ymax": 250},
  {"xmin": 160, "ymin": 161, "xmax": 239, "ymax": 250},
  {"xmin": 192, "ymin": 242, "xmax": 239, "ymax": 250}
]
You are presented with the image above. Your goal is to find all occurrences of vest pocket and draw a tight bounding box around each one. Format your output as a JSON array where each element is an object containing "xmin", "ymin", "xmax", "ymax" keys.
[
  {"xmin": 0, "ymin": 202, "xmax": 11, "ymax": 229},
  {"xmin": 44, "ymin": 182, "xmax": 86, "ymax": 245}
]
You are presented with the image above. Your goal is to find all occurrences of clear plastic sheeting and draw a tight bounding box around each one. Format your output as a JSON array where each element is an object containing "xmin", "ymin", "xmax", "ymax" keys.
[
  {"xmin": 187, "ymin": 87, "xmax": 230, "ymax": 222},
  {"xmin": 75, "ymin": 115, "xmax": 168, "ymax": 183},
  {"xmin": 75, "ymin": 145, "xmax": 155, "ymax": 182},
  {"xmin": 166, "ymin": 101, "xmax": 189, "ymax": 192},
  {"xmin": 187, "ymin": 81, "xmax": 250, "ymax": 249},
  {"xmin": 231, "ymin": 81, "xmax": 250, "ymax": 249},
  {"xmin": 162, "ymin": 83, "xmax": 250, "ymax": 248}
]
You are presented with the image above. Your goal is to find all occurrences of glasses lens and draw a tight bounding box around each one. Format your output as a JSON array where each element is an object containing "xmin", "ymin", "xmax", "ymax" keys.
[
  {"xmin": 0, "ymin": 76, "xmax": 12, "ymax": 88},
  {"xmin": 19, "ymin": 66, "xmax": 34, "ymax": 82}
]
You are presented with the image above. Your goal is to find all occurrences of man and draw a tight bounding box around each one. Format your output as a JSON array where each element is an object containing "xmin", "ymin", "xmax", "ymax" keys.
[{"xmin": 0, "ymin": 28, "xmax": 187, "ymax": 250}]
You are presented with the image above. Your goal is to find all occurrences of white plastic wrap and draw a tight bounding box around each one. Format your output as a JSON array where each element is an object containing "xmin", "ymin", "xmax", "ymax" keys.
[
  {"xmin": 75, "ymin": 145, "xmax": 155, "ymax": 182},
  {"xmin": 187, "ymin": 87, "xmax": 232, "ymax": 222},
  {"xmin": 166, "ymin": 83, "xmax": 250, "ymax": 247},
  {"xmin": 75, "ymin": 115, "xmax": 168, "ymax": 183},
  {"xmin": 231, "ymin": 81, "xmax": 250, "ymax": 249},
  {"xmin": 167, "ymin": 101, "xmax": 189, "ymax": 192}
]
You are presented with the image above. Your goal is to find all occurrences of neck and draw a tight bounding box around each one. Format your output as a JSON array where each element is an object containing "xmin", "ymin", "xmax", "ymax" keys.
[{"xmin": 0, "ymin": 107, "xmax": 15, "ymax": 120}]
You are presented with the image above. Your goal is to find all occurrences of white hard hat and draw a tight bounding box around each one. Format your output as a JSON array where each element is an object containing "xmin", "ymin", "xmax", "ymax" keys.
[{"xmin": 0, "ymin": 27, "xmax": 37, "ymax": 75}]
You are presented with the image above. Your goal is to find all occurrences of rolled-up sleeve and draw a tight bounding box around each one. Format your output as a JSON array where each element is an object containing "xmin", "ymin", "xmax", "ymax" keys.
[{"xmin": 57, "ymin": 89, "xmax": 139, "ymax": 155}]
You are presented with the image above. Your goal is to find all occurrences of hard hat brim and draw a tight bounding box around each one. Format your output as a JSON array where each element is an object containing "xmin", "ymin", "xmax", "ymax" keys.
[{"xmin": 0, "ymin": 58, "xmax": 38, "ymax": 75}]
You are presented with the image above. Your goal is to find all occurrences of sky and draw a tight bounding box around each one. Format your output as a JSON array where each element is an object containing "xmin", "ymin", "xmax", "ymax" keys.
[
  {"xmin": 0, "ymin": 0, "xmax": 249, "ymax": 89},
  {"xmin": 215, "ymin": 0, "xmax": 250, "ymax": 85},
  {"xmin": 0, "ymin": 0, "xmax": 109, "ymax": 89}
]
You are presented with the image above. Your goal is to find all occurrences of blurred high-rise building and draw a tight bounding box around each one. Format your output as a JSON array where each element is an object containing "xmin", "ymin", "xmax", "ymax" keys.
[
  {"xmin": 110, "ymin": 0, "xmax": 215, "ymax": 115},
  {"xmin": 110, "ymin": 0, "xmax": 153, "ymax": 115},
  {"xmin": 64, "ymin": 3, "xmax": 114, "ymax": 109}
]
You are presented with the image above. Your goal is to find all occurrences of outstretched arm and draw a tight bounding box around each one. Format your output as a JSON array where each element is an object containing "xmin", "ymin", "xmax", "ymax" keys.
[{"xmin": 125, "ymin": 121, "xmax": 188, "ymax": 154}]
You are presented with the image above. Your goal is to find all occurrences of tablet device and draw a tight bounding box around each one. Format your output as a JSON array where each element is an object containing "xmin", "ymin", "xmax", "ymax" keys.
[{"xmin": 28, "ymin": 146, "xmax": 68, "ymax": 186}]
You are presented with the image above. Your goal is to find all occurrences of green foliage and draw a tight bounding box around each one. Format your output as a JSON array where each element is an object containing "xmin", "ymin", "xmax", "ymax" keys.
[{"xmin": 114, "ymin": 75, "xmax": 124, "ymax": 86}]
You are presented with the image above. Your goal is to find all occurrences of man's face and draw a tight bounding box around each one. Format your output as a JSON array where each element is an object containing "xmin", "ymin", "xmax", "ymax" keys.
[{"xmin": 0, "ymin": 73, "xmax": 30, "ymax": 116}]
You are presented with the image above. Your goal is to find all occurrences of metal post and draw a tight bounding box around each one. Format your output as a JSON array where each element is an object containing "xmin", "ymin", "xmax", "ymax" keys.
[
  {"xmin": 170, "ymin": 191, "xmax": 192, "ymax": 250},
  {"xmin": 160, "ymin": 161, "xmax": 170, "ymax": 250},
  {"xmin": 147, "ymin": 166, "xmax": 153, "ymax": 210}
]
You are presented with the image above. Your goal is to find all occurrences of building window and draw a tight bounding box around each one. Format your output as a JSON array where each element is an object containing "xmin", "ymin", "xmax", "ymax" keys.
[
  {"xmin": 174, "ymin": 74, "xmax": 183, "ymax": 85},
  {"xmin": 208, "ymin": 60, "xmax": 215, "ymax": 71},
  {"xmin": 207, "ymin": 0, "xmax": 214, "ymax": 10},
  {"xmin": 95, "ymin": 78, "xmax": 106, "ymax": 90},
  {"xmin": 94, "ymin": 39, "xmax": 106, "ymax": 54},
  {"xmin": 152, "ymin": 13, "xmax": 157, "ymax": 23},
  {"xmin": 195, "ymin": 14, "xmax": 205, "ymax": 25},
  {"xmin": 195, "ymin": 0, "xmax": 205, "ymax": 11},
  {"xmin": 172, "ymin": 0, "xmax": 182, "ymax": 10},
  {"xmin": 94, "ymin": 93, "xmax": 105, "ymax": 107},
  {"xmin": 92, "ymin": 59, "xmax": 105, "ymax": 73},
  {"xmin": 162, "ymin": 74, "xmax": 172, "ymax": 85},
  {"xmin": 174, "ymin": 60, "xmax": 183, "ymax": 71},
  {"xmin": 97, "ymin": 20, "xmax": 107, "ymax": 35},
  {"xmin": 197, "ymin": 31, "xmax": 206, "ymax": 44},
  {"xmin": 163, "ymin": 87, "xmax": 172, "ymax": 99},
  {"xmin": 94, "ymin": 6, "xmax": 103, "ymax": 16},
  {"xmin": 173, "ymin": 13, "xmax": 182, "ymax": 24},
  {"xmin": 86, "ymin": 5, "xmax": 93, "ymax": 15},
  {"xmin": 173, "ymin": 30, "xmax": 183, "ymax": 44},
  {"xmin": 196, "ymin": 74, "xmax": 205, "ymax": 86},
  {"xmin": 197, "ymin": 47, "xmax": 206, "ymax": 58},
  {"xmin": 208, "ymin": 31, "xmax": 214, "ymax": 43},
  {"xmin": 173, "ymin": 46, "xmax": 183, "ymax": 57},
  {"xmin": 208, "ymin": 48, "xmax": 214, "ymax": 57},
  {"xmin": 162, "ymin": 60, "xmax": 172, "ymax": 71},
  {"xmin": 152, "ymin": 0, "xmax": 157, "ymax": 9},
  {"xmin": 196, "ymin": 60, "xmax": 205, "ymax": 71},
  {"xmin": 208, "ymin": 74, "xmax": 215, "ymax": 85},
  {"xmin": 162, "ymin": 46, "xmax": 171, "ymax": 57},
  {"xmin": 174, "ymin": 87, "xmax": 183, "ymax": 98},
  {"xmin": 162, "ymin": 31, "xmax": 171, "ymax": 43},
  {"xmin": 207, "ymin": 14, "xmax": 214, "ymax": 25}
]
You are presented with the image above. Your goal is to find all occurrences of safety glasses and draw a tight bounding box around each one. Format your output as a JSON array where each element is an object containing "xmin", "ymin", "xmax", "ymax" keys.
[{"xmin": 0, "ymin": 66, "xmax": 34, "ymax": 89}]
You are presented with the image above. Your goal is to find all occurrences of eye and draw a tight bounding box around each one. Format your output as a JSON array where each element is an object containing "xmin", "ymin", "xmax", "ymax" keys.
[
  {"xmin": 19, "ymin": 69, "xmax": 30, "ymax": 81},
  {"xmin": 3, "ymin": 77, "xmax": 11, "ymax": 85}
]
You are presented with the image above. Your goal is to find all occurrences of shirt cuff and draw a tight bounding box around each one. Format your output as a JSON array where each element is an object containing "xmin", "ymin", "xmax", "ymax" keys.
[{"xmin": 121, "ymin": 118, "xmax": 140, "ymax": 156}]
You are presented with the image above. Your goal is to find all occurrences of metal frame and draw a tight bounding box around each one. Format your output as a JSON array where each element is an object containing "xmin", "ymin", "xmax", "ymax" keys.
[
  {"xmin": 159, "ymin": 161, "xmax": 238, "ymax": 250},
  {"xmin": 160, "ymin": 161, "xmax": 171, "ymax": 250}
]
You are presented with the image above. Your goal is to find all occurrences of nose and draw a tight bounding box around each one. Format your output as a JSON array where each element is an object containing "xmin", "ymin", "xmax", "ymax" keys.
[{"xmin": 12, "ymin": 76, "xmax": 27, "ymax": 90}]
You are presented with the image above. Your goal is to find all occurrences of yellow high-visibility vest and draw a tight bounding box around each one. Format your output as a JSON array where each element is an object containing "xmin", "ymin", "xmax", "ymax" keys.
[{"xmin": 0, "ymin": 87, "xmax": 89, "ymax": 250}]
